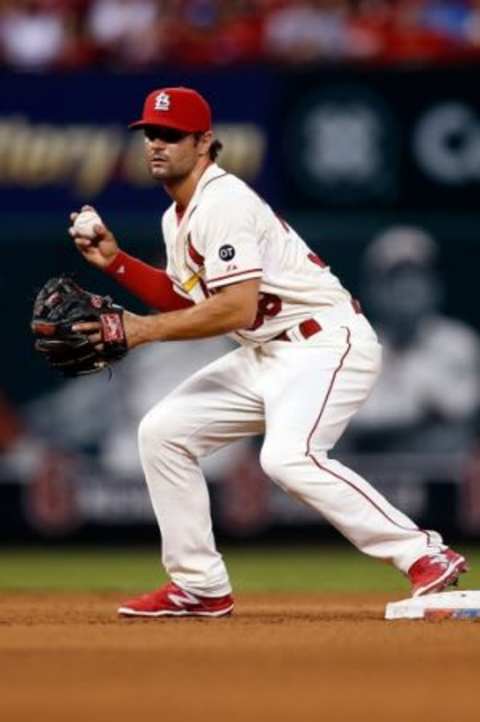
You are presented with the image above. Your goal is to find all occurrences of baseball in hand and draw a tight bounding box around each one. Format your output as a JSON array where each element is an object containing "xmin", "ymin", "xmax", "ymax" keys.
[{"xmin": 72, "ymin": 209, "xmax": 103, "ymax": 240}]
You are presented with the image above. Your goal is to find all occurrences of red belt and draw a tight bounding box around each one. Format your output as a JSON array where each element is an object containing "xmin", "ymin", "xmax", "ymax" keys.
[{"xmin": 273, "ymin": 300, "xmax": 362, "ymax": 343}]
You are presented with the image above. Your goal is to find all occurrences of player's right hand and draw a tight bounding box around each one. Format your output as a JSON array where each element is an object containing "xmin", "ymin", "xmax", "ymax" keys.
[{"xmin": 69, "ymin": 205, "xmax": 120, "ymax": 270}]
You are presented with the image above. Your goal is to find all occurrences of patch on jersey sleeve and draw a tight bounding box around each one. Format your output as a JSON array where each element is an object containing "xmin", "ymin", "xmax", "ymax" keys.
[{"xmin": 218, "ymin": 244, "xmax": 236, "ymax": 261}]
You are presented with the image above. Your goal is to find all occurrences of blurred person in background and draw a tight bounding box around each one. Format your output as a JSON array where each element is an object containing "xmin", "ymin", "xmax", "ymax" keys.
[
  {"xmin": 346, "ymin": 0, "xmax": 390, "ymax": 60},
  {"xmin": 212, "ymin": 0, "xmax": 265, "ymax": 65},
  {"xmin": 348, "ymin": 0, "xmax": 479, "ymax": 64},
  {"xmin": 465, "ymin": 0, "xmax": 480, "ymax": 46},
  {"xmin": 86, "ymin": 0, "xmax": 169, "ymax": 67},
  {"xmin": 263, "ymin": 0, "xmax": 351, "ymax": 64},
  {"xmin": 158, "ymin": 0, "xmax": 223, "ymax": 66},
  {"xmin": 3, "ymin": 0, "xmax": 480, "ymax": 69},
  {"xmin": 421, "ymin": 0, "xmax": 472, "ymax": 41},
  {"xmin": 0, "ymin": 0, "xmax": 75, "ymax": 70},
  {"xmin": 167, "ymin": 0, "xmax": 264, "ymax": 66},
  {"xmin": 351, "ymin": 226, "xmax": 480, "ymax": 453},
  {"xmin": 421, "ymin": 0, "xmax": 480, "ymax": 53}
]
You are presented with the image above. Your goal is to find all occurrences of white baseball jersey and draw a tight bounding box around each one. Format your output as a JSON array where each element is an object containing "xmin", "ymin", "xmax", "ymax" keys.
[
  {"xmin": 137, "ymin": 162, "xmax": 446, "ymax": 599},
  {"xmin": 162, "ymin": 163, "xmax": 353, "ymax": 345}
]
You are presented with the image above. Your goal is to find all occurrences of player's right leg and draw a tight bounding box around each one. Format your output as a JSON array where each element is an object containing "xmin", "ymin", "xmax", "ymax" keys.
[{"xmin": 120, "ymin": 346, "xmax": 264, "ymax": 616}]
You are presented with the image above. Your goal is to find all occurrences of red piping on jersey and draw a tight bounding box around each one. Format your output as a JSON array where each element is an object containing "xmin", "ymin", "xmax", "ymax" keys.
[
  {"xmin": 187, "ymin": 234, "xmax": 205, "ymax": 266},
  {"xmin": 104, "ymin": 250, "xmax": 193, "ymax": 311},
  {"xmin": 207, "ymin": 268, "xmax": 263, "ymax": 285},
  {"xmin": 305, "ymin": 327, "xmax": 352, "ymax": 456},
  {"xmin": 307, "ymin": 252, "xmax": 327, "ymax": 268},
  {"xmin": 175, "ymin": 204, "xmax": 185, "ymax": 224},
  {"xmin": 307, "ymin": 452, "xmax": 433, "ymax": 545},
  {"xmin": 198, "ymin": 277, "xmax": 210, "ymax": 299},
  {"xmin": 305, "ymin": 326, "xmax": 433, "ymax": 547}
]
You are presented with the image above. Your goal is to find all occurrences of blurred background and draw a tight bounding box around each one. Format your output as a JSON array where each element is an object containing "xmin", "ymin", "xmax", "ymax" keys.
[{"xmin": 2, "ymin": 0, "xmax": 480, "ymax": 557}]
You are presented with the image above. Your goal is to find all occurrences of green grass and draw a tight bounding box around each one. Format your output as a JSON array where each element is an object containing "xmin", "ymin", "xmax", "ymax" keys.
[{"xmin": 0, "ymin": 545, "xmax": 478, "ymax": 594}]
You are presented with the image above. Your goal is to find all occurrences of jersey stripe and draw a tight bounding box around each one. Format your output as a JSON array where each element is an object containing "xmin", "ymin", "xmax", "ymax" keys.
[
  {"xmin": 207, "ymin": 268, "xmax": 263, "ymax": 285},
  {"xmin": 305, "ymin": 327, "xmax": 352, "ymax": 455},
  {"xmin": 202, "ymin": 172, "xmax": 228, "ymax": 192},
  {"xmin": 308, "ymin": 453, "xmax": 433, "ymax": 544},
  {"xmin": 187, "ymin": 234, "xmax": 204, "ymax": 266}
]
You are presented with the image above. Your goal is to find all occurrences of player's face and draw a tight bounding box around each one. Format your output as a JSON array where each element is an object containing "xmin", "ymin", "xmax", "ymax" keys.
[{"xmin": 143, "ymin": 127, "xmax": 210, "ymax": 182}]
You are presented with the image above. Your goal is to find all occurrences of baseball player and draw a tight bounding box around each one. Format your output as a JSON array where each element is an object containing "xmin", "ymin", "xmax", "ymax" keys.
[{"xmin": 70, "ymin": 87, "xmax": 468, "ymax": 617}]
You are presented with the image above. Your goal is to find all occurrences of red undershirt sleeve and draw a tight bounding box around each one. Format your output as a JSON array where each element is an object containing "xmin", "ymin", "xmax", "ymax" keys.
[{"xmin": 104, "ymin": 250, "xmax": 193, "ymax": 312}]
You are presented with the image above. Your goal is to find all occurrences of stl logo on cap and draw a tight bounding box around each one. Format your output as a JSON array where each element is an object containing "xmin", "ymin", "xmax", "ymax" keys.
[
  {"xmin": 129, "ymin": 87, "xmax": 212, "ymax": 133},
  {"xmin": 154, "ymin": 92, "xmax": 171, "ymax": 112}
]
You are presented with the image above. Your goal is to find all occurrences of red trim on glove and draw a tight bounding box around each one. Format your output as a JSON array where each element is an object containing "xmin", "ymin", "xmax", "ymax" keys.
[{"xmin": 104, "ymin": 251, "xmax": 193, "ymax": 312}]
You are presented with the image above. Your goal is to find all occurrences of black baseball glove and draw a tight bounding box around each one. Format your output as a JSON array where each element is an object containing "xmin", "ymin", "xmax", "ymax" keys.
[{"xmin": 31, "ymin": 275, "xmax": 128, "ymax": 377}]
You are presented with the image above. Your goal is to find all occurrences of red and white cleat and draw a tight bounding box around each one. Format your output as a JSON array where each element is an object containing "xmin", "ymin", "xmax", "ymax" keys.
[
  {"xmin": 118, "ymin": 581, "xmax": 234, "ymax": 618},
  {"xmin": 408, "ymin": 549, "xmax": 469, "ymax": 598}
]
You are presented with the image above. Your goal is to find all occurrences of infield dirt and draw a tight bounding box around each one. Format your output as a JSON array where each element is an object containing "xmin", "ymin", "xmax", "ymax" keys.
[{"xmin": 0, "ymin": 592, "xmax": 478, "ymax": 722}]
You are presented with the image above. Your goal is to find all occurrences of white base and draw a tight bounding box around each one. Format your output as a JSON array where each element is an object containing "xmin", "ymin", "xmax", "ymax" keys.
[{"xmin": 385, "ymin": 590, "xmax": 480, "ymax": 620}]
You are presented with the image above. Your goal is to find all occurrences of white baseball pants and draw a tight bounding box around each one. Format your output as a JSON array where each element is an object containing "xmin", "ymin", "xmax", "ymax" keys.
[{"xmin": 138, "ymin": 314, "xmax": 444, "ymax": 596}]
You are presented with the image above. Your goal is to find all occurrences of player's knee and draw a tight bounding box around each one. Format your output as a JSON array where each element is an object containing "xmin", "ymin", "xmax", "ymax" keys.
[
  {"xmin": 137, "ymin": 402, "xmax": 180, "ymax": 458},
  {"xmin": 137, "ymin": 409, "xmax": 160, "ymax": 459},
  {"xmin": 259, "ymin": 442, "xmax": 301, "ymax": 487}
]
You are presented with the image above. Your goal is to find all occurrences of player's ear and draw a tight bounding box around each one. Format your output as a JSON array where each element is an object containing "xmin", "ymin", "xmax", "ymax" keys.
[{"xmin": 197, "ymin": 130, "xmax": 214, "ymax": 157}]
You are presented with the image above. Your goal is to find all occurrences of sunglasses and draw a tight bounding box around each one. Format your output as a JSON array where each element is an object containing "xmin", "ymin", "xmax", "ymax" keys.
[{"xmin": 144, "ymin": 126, "xmax": 192, "ymax": 143}]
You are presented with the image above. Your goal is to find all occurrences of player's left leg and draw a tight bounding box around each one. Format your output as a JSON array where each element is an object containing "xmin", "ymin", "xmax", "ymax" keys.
[{"xmin": 259, "ymin": 323, "xmax": 451, "ymax": 576}]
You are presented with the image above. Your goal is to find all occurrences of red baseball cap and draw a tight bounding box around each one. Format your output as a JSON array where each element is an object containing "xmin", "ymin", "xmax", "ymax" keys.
[{"xmin": 129, "ymin": 87, "xmax": 212, "ymax": 133}]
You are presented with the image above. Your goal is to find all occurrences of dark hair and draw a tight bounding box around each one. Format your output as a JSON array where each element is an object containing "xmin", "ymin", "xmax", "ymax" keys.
[
  {"xmin": 209, "ymin": 139, "xmax": 223, "ymax": 161},
  {"xmin": 194, "ymin": 133, "xmax": 223, "ymax": 160}
]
